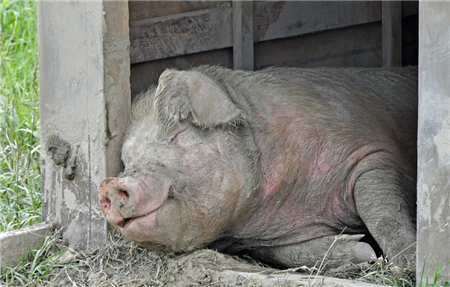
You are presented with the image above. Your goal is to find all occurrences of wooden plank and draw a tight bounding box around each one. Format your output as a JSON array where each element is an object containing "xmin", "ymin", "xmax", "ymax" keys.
[
  {"xmin": 38, "ymin": 1, "xmax": 130, "ymax": 251},
  {"xmin": 0, "ymin": 223, "xmax": 51, "ymax": 267},
  {"xmin": 417, "ymin": 1, "xmax": 450, "ymax": 282},
  {"xmin": 253, "ymin": 1, "xmax": 381, "ymax": 42},
  {"xmin": 233, "ymin": 1, "xmax": 254, "ymax": 71},
  {"xmin": 129, "ymin": 21, "xmax": 384, "ymax": 97},
  {"xmin": 129, "ymin": 8, "xmax": 233, "ymax": 64},
  {"xmin": 128, "ymin": 1, "xmax": 231, "ymax": 22},
  {"xmin": 104, "ymin": 1, "xmax": 131, "ymax": 177},
  {"xmin": 254, "ymin": 22, "xmax": 382, "ymax": 69},
  {"xmin": 130, "ymin": 48, "xmax": 233, "ymax": 97},
  {"xmin": 382, "ymin": 1, "xmax": 402, "ymax": 67},
  {"xmin": 129, "ymin": 1, "xmax": 382, "ymax": 64}
]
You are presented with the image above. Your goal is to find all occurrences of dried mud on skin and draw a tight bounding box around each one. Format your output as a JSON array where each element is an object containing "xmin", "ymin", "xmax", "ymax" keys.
[{"xmin": 2, "ymin": 231, "xmax": 413, "ymax": 287}]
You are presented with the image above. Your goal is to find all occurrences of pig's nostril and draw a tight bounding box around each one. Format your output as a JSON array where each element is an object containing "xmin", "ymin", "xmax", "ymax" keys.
[
  {"xmin": 100, "ymin": 197, "xmax": 111, "ymax": 214},
  {"xmin": 117, "ymin": 189, "xmax": 129, "ymax": 200}
]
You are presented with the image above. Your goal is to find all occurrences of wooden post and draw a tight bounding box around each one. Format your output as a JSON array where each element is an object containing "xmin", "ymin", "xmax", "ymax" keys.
[
  {"xmin": 382, "ymin": 1, "xmax": 402, "ymax": 67},
  {"xmin": 417, "ymin": 0, "xmax": 450, "ymax": 281},
  {"xmin": 233, "ymin": 1, "xmax": 254, "ymax": 71},
  {"xmin": 38, "ymin": 1, "xmax": 130, "ymax": 250},
  {"xmin": 104, "ymin": 1, "xmax": 132, "ymax": 178}
]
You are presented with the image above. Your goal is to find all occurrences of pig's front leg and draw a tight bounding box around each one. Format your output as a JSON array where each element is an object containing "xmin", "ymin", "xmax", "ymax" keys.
[
  {"xmin": 249, "ymin": 234, "xmax": 376, "ymax": 269},
  {"xmin": 354, "ymin": 167, "xmax": 416, "ymax": 267}
]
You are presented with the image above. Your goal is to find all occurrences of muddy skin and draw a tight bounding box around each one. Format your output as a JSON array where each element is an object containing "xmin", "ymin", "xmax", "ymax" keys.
[{"xmin": 99, "ymin": 66, "xmax": 417, "ymax": 269}]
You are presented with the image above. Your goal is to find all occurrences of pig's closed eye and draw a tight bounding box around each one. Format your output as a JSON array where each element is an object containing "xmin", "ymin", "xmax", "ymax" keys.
[{"xmin": 170, "ymin": 128, "xmax": 187, "ymax": 143}]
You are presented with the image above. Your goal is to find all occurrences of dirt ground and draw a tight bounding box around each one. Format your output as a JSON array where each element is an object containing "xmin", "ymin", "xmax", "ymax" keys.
[{"xmin": 2, "ymin": 231, "xmax": 415, "ymax": 287}]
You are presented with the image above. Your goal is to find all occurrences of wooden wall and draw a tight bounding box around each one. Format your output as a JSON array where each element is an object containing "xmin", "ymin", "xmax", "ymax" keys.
[
  {"xmin": 128, "ymin": 1, "xmax": 418, "ymax": 98},
  {"xmin": 37, "ymin": 0, "xmax": 422, "ymax": 254}
]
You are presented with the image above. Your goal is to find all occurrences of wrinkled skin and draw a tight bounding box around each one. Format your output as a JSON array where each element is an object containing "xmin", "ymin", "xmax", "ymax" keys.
[{"xmin": 99, "ymin": 66, "xmax": 417, "ymax": 268}]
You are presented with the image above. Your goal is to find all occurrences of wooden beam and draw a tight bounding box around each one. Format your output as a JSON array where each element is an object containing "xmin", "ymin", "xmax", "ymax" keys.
[
  {"xmin": 104, "ymin": 1, "xmax": 131, "ymax": 178},
  {"xmin": 39, "ymin": 1, "xmax": 104, "ymax": 251},
  {"xmin": 129, "ymin": 20, "xmax": 384, "ymax": 96},
  {"xmin": 130, "ymin": 49, "xmax": 233, "ymax": 97},
  {"xmin": 129, "ymin": 8, "xmax": 233, "ymax": 64},
  {"xmin": 0, "ymin": 223, "xmax": 51, "ymax": 267},
  {"xmin": 38, "ymin": 1, "xmax": 130, "ymax": 251},
  {"xmin": 233, "ymin": 1, "xmax": 254, "ymax": 71},
  {"xmin": 382, "ymin": 1, "xmax": 402, "ymax": 67},
  {"xmin": 129, "ymin": 1, "xmax": 382, "ymax": 64},
  {"xmin": 417, "ymin": 1, "xmax": 450, "ymax": 281},
  {"xmin": 252, "ymin": 1, "xmax": 381, "ymax": 42},
  {"xmin": 128, "ymin": 1, "xmax": 230, "ymax": 22},
  {"xmin": 254, "ymin": 22, "xmax": 382, "ymax": 69}
]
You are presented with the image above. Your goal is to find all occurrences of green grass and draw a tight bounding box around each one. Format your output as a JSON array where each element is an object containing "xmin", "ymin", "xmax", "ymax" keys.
[
  {"xmin": 0, "ymin": 230, "xmax": 72, "ymax": 286},
  {"xmin": 0, "ymin": 0, "xmax": 41, "ymax": 232},
  {"xmin": 419, "ymin": 259, "xmax": 450, "ymax": 287}
]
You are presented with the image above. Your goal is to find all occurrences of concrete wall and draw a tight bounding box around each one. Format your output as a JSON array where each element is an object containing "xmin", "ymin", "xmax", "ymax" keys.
[{"xmin": 417, "ymin": 0, "xmax": 450, "ymax": 281}]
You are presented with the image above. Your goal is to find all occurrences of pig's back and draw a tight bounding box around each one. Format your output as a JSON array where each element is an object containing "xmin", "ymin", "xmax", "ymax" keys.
[{"xmin": 200, "ymin": 66, "xmax": 417, "ymax": 167}]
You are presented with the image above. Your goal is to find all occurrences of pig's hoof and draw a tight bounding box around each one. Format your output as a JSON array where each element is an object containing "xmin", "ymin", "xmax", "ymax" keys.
[{"xmin": 329, "ymin": 234, "xmax": 377, "ymax": 265}]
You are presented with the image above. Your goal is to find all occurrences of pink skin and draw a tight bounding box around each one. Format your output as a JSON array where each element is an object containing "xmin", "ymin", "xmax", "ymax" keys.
[
  {"xmin": 229, "ymin": 116, "xmax": 381, "ymax": 247},
  {"xmin": 99, "ymin": 175, "xmax": 171, "ymax": 241},
  {"xmin": 99, "ymin": 102, "xmax": 392, "ymax": 252},
  {"xmin": 97, "ymin": 66, "xmax": 417, "ymax": 268},
  {"xmin": 98, "ymin": 122, "xmax": 253, "ymax": 251}
]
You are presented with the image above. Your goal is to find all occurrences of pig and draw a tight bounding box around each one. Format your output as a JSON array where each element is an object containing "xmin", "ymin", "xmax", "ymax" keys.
[{"xmin": 99, "ymin": 66, "xmax": 417, "ymax": 269}]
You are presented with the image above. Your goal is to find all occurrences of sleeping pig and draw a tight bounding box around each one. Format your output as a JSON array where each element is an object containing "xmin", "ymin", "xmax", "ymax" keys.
[{"xmin": 99, "ymin": 66, "xmax": 417, "ymax": 269}]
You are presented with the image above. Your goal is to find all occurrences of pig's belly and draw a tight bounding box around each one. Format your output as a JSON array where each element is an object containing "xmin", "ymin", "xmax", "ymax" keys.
[{"xmin": 229, "ymin": 187, "xmax": 366, "ymax": 249}]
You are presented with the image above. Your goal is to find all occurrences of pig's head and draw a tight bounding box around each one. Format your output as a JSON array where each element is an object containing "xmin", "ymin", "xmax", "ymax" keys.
[{"xmin": 99, "ymin": 69, "xmax": 261, "ymax": 252}]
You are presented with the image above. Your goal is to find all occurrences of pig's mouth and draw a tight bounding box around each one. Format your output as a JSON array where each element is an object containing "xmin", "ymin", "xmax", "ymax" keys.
[
  {"xmin": 121, "ymin": 200, "xmax": 167, "ymax": 230},
  {"xmin": 100, "ymin": 178, "xmax": 175, "ymax": 231},
  {"xmin": 122, "ymin": 217, "xmax": 137, "ymax": 229}
]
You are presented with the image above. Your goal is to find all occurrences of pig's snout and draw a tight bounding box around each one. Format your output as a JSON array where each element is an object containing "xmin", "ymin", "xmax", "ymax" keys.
[{"xmin": 99, "ymin": 177, "xmax": 135, "ymax": 228}]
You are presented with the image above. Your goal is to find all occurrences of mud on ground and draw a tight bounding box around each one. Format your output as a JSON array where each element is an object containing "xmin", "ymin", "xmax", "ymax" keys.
[{"xmin": 2, "ymin": 231, "xmax": 415, "ymax": 287}]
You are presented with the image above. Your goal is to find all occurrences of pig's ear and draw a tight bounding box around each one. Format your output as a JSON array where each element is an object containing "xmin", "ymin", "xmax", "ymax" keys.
[{"xmin": 154, "ymin": 69, "xmax": 245, "ymax": 129}]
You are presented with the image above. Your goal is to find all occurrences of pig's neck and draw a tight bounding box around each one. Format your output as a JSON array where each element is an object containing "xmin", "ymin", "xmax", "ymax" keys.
[
  {"xmin": 231, "ymin": 111, "xmax": 358, "ymax": 237},
  {"xmin": 253, "ymin": 123, "xmax": 302, "ymax": 201},
  {"xmin": 227, "ymin": 123, "xmax": 314, "ymax": 245}
]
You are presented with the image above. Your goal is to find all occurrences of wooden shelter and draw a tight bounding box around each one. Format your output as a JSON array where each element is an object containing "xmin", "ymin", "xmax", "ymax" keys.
[{"xmin": 2, "ymin": 0, "xmax": 447, "ymax": 281}]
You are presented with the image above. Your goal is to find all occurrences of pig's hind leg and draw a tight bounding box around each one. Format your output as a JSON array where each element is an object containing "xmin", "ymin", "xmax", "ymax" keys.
[
  {"xmin": 354, "ymin": 166, "xmax": 416, "ymax": 267},
  {"xmin": 249, "ymin": 234, "xmax": 376, "ymax": 269}
]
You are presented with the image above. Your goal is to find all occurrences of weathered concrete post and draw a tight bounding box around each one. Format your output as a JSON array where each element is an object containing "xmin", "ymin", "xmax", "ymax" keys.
[
  {"xmin": 38, "ymin": 1, "xmax": 130, "ymax": 250},
  {"xmin": 417, "ymin": 0, "xmax": 450, "ymax": 281}
]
